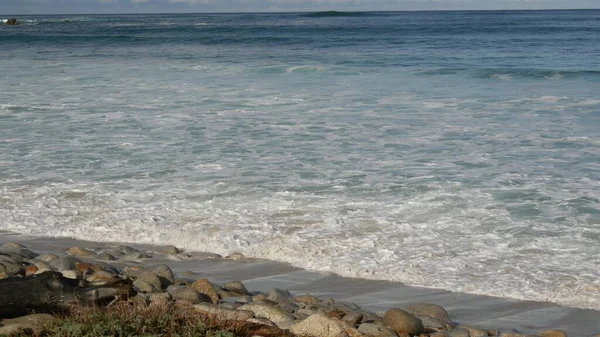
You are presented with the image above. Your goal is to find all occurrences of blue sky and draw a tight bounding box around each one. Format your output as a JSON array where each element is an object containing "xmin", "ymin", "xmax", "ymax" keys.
[{"xmin": 3, "ymin": 0, "xmax": 600, "ymax": 14}]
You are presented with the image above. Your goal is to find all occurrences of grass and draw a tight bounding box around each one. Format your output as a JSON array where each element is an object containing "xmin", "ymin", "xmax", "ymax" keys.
[{"xmin": 2, "ymin": 301, "xmax": 237, "ymax": 337}]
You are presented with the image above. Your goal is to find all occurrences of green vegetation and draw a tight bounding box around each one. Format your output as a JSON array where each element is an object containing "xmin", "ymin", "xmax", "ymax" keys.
[{"xmin": 2, "ymin": 302, "xmax": 238, "ymax": 337}]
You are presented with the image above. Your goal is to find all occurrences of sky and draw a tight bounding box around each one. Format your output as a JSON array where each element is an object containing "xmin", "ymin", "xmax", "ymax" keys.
[{"xmin": 2, "ymin": 0, "xmax": 600, "ymax": 14}]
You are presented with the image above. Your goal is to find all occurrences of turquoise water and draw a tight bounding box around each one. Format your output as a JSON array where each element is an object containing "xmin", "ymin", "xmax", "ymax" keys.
[{"xmin": 1, "ymin": 11, "xmax": 599, "ymax": 309}]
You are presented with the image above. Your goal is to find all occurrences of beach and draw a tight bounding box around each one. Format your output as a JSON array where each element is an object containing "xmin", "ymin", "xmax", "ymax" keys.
[{"xmin": 1, "ymin": 230, "xmax": 598, "ymax": 336}]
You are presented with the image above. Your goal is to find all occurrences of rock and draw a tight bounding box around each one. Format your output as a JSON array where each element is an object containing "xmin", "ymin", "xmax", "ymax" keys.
[
  {"xmin": 294, "ymin": 312, "xmax": 310, "ymax": 320},
  {"xmin": 253, "ymin": 293, "xmax": 268, "ymax": 301},
  {"xmin": 383, "ymin": 308, "xmax": 424, "ymax": 335},
  {"xmin": 24, "ymin": 266, "xmax": 38, "ymax": 277},
  {"xmin": 194, "ymin": 303, "xmax": 254, "ymax": 321},
  {"xmin": 192, "ymin": 278, "xmax": 220, "ymax": 304},
  {"xmin": 149, "ymin": 292, "xmax": 171, "ymax": 305},
  {"xmin": 499, "ymin": 332, "xmax": 539, "ymax": 337},
  {"xmin": 358, "ymin": 323, "xmax": 398, "ymax": 337},
  {"xmin": 226, "ymin": 252, "xmax": 245, "ymax": 260},
  {"xmin": 458, "ymin": 325, "xmax": 488, "ymax": 337},
  {"xmin": 97, "ymin": 253, "xmax": 116, "ymax": 261},
  {"xmin": 290, "ymin": 312, "xmax": 347, "ymax": 337},
  {"xmin": 406, "ymin": 303, "xmax": 452, "ymax": 326},
  {"xmin": 132, "ymin": 293, "xmax": 150, "ymax": 307},
  {"xmin": 221, "ymin": 295, "xmax": 252, "ymax": 304},
  {"xmin": 117, "ymin": 245, "xmax": 141, "ymax": 254},
  {"xmin": 148, "ymin": 264, "xmax": 175, "ymax": 288},
  {"xmin": 247, "ymin": 317, "xmax": 277, "ymax": 327},
  {"xmin": 239, "ymin": 302, "xmax": 295, "ymax": 327},
  {"xmin": 295, "ymin": 295, "xmax": 321, "ymax": 305},
  {"xmin": 137, "ymin": 271, "xmax": 163, "ymax": 290},
  {"xmin": 60, "ymin": 269, "xmax": 81, "ymax": 280},
  {"xmin": 420, "ymin": 315, "xmax": 452, "ymax": 332},
  {"xmin": 32, "ymin": 261, "xmax": 54, "ymax": 274},
  {"xmin": 373, "ymin": 321, "xmax": 400, "ymax": 337},
  {"xmin": 4, "ymin": 19, "xmax": 20, "ymax": 26},
  {"xmin": 166, "ymin": 285, "xmax": 211, "ymax": 304},
  {"xmin": 68, "ymin": 246, "xmax": 95, "ymax": 257},
  {"xmin": 121, "ymin": 252, "xmax": 147, "ymax": 260},
  {"xmin": 133, "ymin": 279, "xmax": 161, "ymax": 293},
  {"xmin": 540, "ymin": 330, "xmax": 567, "ymax": 337},
  {"xmin": 49, "ymin": 256, "xmax": 82, "ymax": 271},
  {"xmin": 123, "ymin": 266, "xmax": 143, "ymax": 279},
  {"xmin": 447, "ymin": 328, "xmax": 471, "ymax": 337},
  {"xmin": 86, "ymin": 271, "xmax": 118, "ymax": 285},
  {"xmin": 223, "ymin": 280, "xmax": 250, "ymax": 295},
  {"xmin": 342, "ymin": 312, "xmax": 364, "ymax": 327},
  {"xmin": 267, "ymin": 288, "xmax": 293, "ymax": 303},
  {"xmin": 37, "ymin": 253, "xmax": 60, "ymax": 262},
  {"xmin": 0, "ymin": 259, "xmax": 23, "ymax": 275},
  {"xmin": 2, "ymin": 242, "xmax": 25, "ymax": 249},
  {"xmin": 161, "ymin": 245, "xmax": 180, "ymax": 255}
]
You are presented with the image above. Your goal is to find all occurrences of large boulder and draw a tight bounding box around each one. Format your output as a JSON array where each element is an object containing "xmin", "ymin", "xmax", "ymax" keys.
[
  {"xmin": 290, "ymin": 312, "xmax": 347, "ymax": 337},
  {"xmin": 192, "ymin": 278, "xmax": 220, "ymax": 304},
  {"xmin": 405, "ymin": 303, "xmax": 452, "ymax": 326},
  {"xmin": 383, "ymin": 308, "xmax": 424, "ymax": 336}
]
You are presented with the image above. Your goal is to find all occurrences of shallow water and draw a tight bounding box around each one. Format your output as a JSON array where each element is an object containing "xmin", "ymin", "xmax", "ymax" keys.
[{"xmin": 1, "ymin": 11, "xmax": 599, "ymax": 309}]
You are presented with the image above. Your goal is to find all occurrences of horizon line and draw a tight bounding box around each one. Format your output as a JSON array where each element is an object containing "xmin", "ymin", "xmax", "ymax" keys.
[{"xmin": 3, "ymin": 8, "xmax": 600, "ymax": 16}]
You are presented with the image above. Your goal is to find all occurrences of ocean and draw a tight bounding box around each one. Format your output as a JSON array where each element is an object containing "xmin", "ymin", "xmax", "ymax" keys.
[{"xmin": 1, "ymin": 10, "xmax": 599, "ymax": 310}]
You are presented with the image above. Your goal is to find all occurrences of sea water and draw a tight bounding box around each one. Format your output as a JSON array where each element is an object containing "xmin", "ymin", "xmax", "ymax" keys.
[{"xmin": 1, "ymin": 11, "xmax": 599, "ymax": 309}]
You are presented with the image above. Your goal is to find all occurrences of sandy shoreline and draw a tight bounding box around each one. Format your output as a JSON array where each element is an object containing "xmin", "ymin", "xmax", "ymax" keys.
[{"xmin": 1, "ymin": 230, "xmax": 598, "ymax": 336}]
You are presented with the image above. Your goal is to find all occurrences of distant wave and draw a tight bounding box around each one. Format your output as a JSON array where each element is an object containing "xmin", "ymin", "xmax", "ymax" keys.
[
  {"xmin": 414, "ymin": 68, "xmax": 600, "ymax": 80},
  {"xmin": 300, "ymin": 11, "xmax": 378, "ymax": 18}
]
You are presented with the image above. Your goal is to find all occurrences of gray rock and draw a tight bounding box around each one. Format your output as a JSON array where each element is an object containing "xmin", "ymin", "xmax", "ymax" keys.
[
  {"xmin": 298, "ymin": 308, "xmax": 319, "ymax": 316},
  {"xmin": 67, "ymin": 246, "xmax": 95, "ymax": 257},
  {"xmin": 134, "ymin": 279, "xmax": 161, "ymax": 294},
  {"xmin": 0, "ymin": 314, "xmax": 56, "ymax": 334},
  {"xmin": 447, "ymin": 328, "xmax": 471, "ymax": 337},
  {"xmin": 49, "ymin": 256, "xmax": 82, "ymax": 271},
  {"xmin": 383, "ymin": 308, "xmax": 424, "ymax": 335},
  {"xmin": 134, "ymin": 271, "xmax": 162, "ymax": 291},
  {"xmin": 16, "ymin": 249, "xmax": 39, "ymax": 260},
  {"xmin": 406, "ymin": 303, "xmax": 452, "ymax": 326},
  {"xmin": 246, "ymin": 317, "xmax": 277, "ymax": 327},
  {"xmin": 221, "ymin": 295, "xmax": 252, "ymax": 304},
  {"xmin": 161, "ymin": 245, "xmax": 180, "ymax": 255},
  {"xmin": 342, "ymin": 312, "xmax": 364, "ymax": 327},
  {"xmin": 239, "ymin": 302, "xmax": 295, "ymax": 327},
  {"xmin": 148, "ymin": 264, "xmax": 175, "ymax": 288},
  {"xmin": 60, "ymin": 269, "xmax": 81, "ymax": 280},
  {"xmin": 97, "ymin": 253, "xmax": 116, "ymax": 261},
  {"xmin": 37, "ymin": 253, "xmax": 60, "ymax": 262},
  {"xmin": 117, "ymin": 245, "xmax": 141, "ymax": 254},
  {"xmin": 0, "ymin": 259, "xmax": 23, "ymax": 275},
  {"xmin": 458, "ymin": 325, "xmax": 488, "ymax": 337},
  {"xmin": 373, "ymin": 321, "xmax": 401, "ymax": 337},
  {"xmin": 121, "ymin": 252, "xmax": 147, "ymax": 261},
  {"xmin": 223, "ymin": 280, "xmax": 250, "ymax": 295},
  {"xmin": 294, "ymin": 313, "xmax": 310, "ymax": 320},
  {"xmin": 420, "ymin": 315, "xmax": 452, "ymax": 332},
  {"xmin": 290, "ymin": 312, "xmax": 346, "ymax": 337},
  {"xmin": 166, "ymin": 285, "xmax": 211, "ymax": 304},
  {"xmin": 358, "ymin": 323, "xmax": 399, "ymax": 337},
  {"xmin": 295, "ymin": 295, "xmax": 321, "ymax": 305},
  {"xmin": 194, "ymin": 303, "xmax": 254, "ymax": 321},
  {"xmin": 1, "ymin": 242, "xmax": 26, "ymax": 250},
  {"xmin": 267, "ymin": 288, "xmax": 293, "ymax": 303},
  {"xmin": 32, "ymin": 261, "xmax": 54, "ymax": 274},
  {"xmin": 149, "ymin": 292, "xmax": 172, "ymax": 304}
]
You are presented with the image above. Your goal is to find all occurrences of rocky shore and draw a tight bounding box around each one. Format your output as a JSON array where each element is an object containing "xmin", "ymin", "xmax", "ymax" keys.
[{"xmin": 1, "ymin": 240, "xmax": 597, "ymax": 337}]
